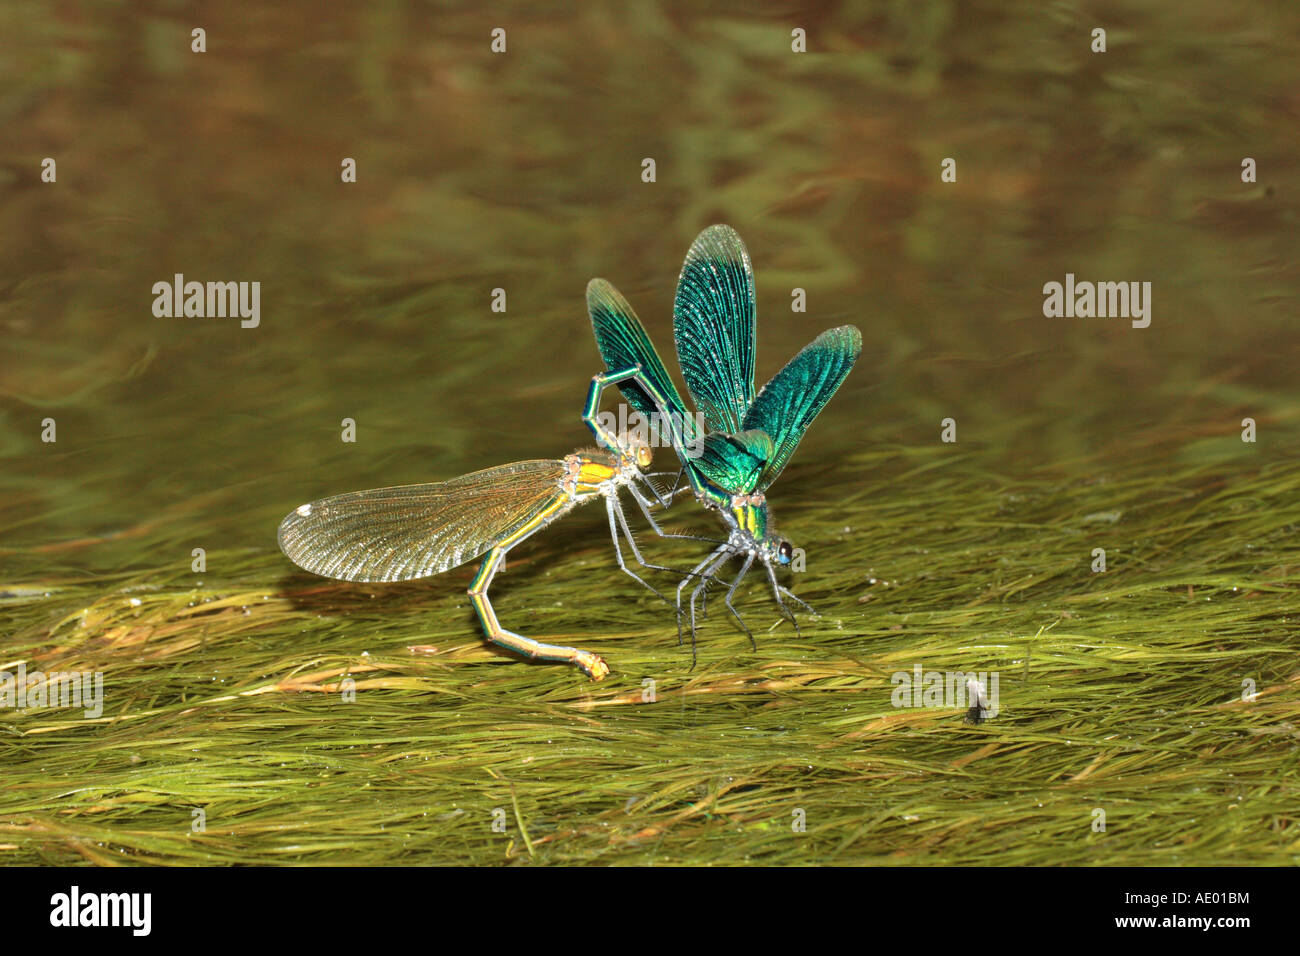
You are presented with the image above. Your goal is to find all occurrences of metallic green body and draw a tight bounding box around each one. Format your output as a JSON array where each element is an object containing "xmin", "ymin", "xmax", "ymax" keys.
[{"xmin": 587, "ymin": 224, "xmax": 862, "ymax": 547}]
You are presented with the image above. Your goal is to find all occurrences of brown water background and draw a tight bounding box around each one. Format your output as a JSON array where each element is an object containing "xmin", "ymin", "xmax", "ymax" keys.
[{"xmin": 3, "ymin": 2, "xmax": 1296, "ymax": 581}]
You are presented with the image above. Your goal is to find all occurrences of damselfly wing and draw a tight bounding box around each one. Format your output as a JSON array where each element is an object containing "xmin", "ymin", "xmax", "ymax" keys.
[{"xmin": 279, "ymin": 459, "xmax": 575, "ymax": 584}]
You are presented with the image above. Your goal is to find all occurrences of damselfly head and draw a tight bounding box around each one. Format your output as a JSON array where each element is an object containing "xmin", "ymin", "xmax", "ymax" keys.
[
  {"xmin": 756, "ymin": 534, "xmax": 796, "ymax": 568},
  {"xmin": 757, "ymin": 516, "xmax": 797, "ymax": 570},
  {"xmin": 615, "ymin": 431, "xmax": 653, "ymax": 470}
]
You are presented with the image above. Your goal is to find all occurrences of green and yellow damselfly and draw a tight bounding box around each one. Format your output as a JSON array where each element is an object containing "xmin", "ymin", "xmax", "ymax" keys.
[{"xmin": 278, "ymin": 422, "xmax": 684, "ymax": 681}]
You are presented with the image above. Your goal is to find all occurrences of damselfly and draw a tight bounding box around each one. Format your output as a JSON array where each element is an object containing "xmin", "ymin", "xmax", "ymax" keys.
[
  {"xmin": 278, "ymin": 423, "xmax": 683, "ymax": 681},
  {"xmin": 583, "ymin": 225, "xmax": 862, "ymax": 659}
]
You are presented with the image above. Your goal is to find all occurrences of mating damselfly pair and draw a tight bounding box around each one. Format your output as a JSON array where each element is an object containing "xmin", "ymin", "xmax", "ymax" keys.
[{"xmin": 278, "ymin": 226, "xmax": 861, "ymax": 680}]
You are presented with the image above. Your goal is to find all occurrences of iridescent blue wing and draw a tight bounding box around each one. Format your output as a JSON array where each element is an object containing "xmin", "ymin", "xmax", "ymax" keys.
[
  {"xmin": 743, "ymin": 325, "xmax": 862, "ymax": 491},
  {"xmin": 672, "ymin": 225, "xmax": 756, "ymax": 434},
  {"xmin": 588, "ymin": 278, "xmax": 699, "ymax": 442},
  {"xmin": 691, "ymin": 429, "xmax": 774, "ymax": 495}
]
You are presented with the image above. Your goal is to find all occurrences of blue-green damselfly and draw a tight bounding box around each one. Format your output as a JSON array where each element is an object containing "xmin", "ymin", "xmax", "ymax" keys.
[{"xmin": 584, "ymin": 225, "xmax": 863, "ymax": 659}]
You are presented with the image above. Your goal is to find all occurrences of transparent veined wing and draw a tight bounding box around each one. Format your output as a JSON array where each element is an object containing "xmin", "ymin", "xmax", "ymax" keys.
[
  {"xmin": 587, "ymin": 278, "xmax": 698, "ymax": 441},
  {"xmin": 691, "ymin": 430, "xmax": 774, "ymax": 495},
  {"xmin": 278, "ymin": 459, "xmax": 569, "ymax": 583},
  {"xmin": 672, "ymin": 225, "xmax": 756, "ymax": 434},
  {"xmin": 743, "ymin": 325, "xmax": 862, "ymax": 491}
]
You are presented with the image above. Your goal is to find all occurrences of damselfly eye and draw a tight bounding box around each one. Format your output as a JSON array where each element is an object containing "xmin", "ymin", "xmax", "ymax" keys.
[
  {"xmin": 635, "ymin": 444, "xmax": 652, "ymax": 469},
  {"xmin": 778, "ymin": 541, "xmax": 793, "ymax": 565}
]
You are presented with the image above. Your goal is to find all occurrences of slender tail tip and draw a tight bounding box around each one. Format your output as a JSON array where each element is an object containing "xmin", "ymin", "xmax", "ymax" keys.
[{"xmin": 577, "ymin": 651, "xmax": 610, "ymax": 681}]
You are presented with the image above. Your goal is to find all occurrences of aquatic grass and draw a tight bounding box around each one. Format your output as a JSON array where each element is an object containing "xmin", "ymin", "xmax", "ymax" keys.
[{"xmin": 2, "ymin": 422, "xmax": 1297, "ymax": 866}]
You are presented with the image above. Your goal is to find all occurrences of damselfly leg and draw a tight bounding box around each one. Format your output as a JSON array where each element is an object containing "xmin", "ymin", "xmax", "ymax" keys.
[
  {"xmin": 604, "ymin": 490, "xmax": 673, "ymax": 606},
  {"xmin": 722, "ymin": 554, "xmax": 757, "ymax": 649},
  {"xmin": 763, "ymin": 560, "xmax": 802, "ymax": 639},
  {"xmin": 675, "ymin": 544, "xmax": 734, "ymax": 667}
]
